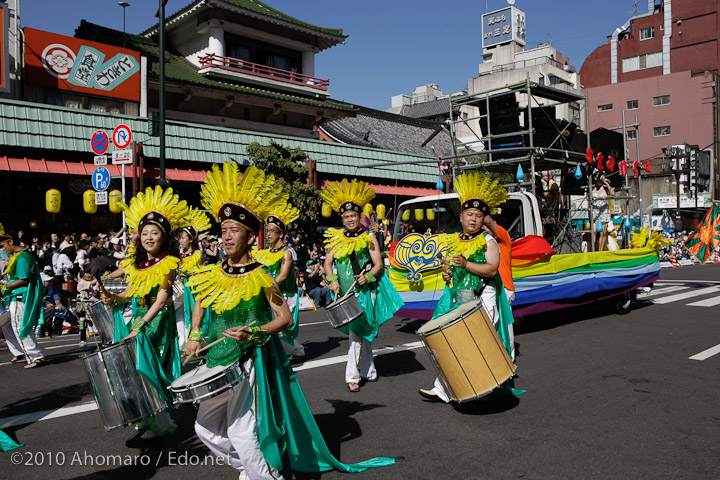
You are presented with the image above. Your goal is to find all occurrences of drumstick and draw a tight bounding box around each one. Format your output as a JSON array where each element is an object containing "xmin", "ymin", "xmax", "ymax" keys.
[{"xmin": 182, "ymin": 320, "xmax": 257, "ymax": 366}]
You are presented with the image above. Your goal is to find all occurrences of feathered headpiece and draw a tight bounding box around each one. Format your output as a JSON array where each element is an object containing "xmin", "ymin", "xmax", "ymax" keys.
[
  {"xmin": 180, "ymin": 207, "xmax": 212, "ymax": 240},
  {"xmin": 631, "ymin": 227, "xmax": 672, "ymax": 252},
  {"xmin": 0, "ymin": 222, "xmax": 11, "ymax": 243},
  {"xmin": 122, "ymin": 186, "xmax": 191, "ymax": 237},
  {"xmin": 200, "ymin": 162, "xmax": 287, "ymax": 232},
  {"xmin": 321, "ymin": 179, "xmax": 375, "ymax": 215},
  {"xmin": 454, "ymin": 172, "xmax": 509, "ymax": 214},
  {"xmin": 265, "ymin": 201, "xmax": 300, "ymax": 233}
]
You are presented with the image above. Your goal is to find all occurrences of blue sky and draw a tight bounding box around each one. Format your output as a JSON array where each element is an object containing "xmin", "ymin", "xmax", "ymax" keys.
[{"xmin": 22, "ymin": 0, "xmax": 648, "ymax": 110}]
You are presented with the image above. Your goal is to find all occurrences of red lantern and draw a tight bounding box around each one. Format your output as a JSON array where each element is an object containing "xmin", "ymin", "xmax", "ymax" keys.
[
  {"xmin": 606, "ymin": 155, "xmax": 616, "ymax": 172},
  {"xmin": 596, "ymin": 152, "xmax": 605, "ymax": 170},
  {"xmin": 632, "ymin": 160, "xmax": 640, "ymax": 178},
  {"xmin": 643, "ymin": 159, "xmax": 652, "ymax": 173}
]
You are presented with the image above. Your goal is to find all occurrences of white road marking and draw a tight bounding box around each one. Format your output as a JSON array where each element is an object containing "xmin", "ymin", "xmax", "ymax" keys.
[
  {"xmin": 655, "ymin": 279, "xmax": 720, "ymax": 285},
  {"xmin": 293, "ymin": 340, "xmax": 424, "ymax": 372},
  {"xmin": 686, "ymin": 295, "xmax": 720, "ymax": 307},
  {"xmin": 644, "ymin": 286, "xmax": 689, "ymax": 297},
  {"xmin": 689, "ymin": 344, "xmax": 720, "ymax": 361},
  {"xmin": 651, "ymin": 286, "xmax": 720, "ymax": 304},
  {"xmin": 299, "ymin": 320, "xmax": 331, "ymax": 327}
]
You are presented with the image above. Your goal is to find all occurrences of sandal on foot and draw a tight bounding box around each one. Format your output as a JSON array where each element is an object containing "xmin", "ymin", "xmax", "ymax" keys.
[
  {"xmin": 24, "ymin": 358, "xmax": 45, "ymax": 369},
  {"xmin": 347, "ymin": 382, "xmax": 360, "ymax": 392},
  {"xmin": 10, "ymin": 356, "xmax": 22, "ymax": 363}
]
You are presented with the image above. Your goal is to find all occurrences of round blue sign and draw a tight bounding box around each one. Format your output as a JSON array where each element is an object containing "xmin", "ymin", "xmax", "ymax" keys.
[{"xmin": 92, "ymin": 166, "xmax": 111, "ymax": 192}]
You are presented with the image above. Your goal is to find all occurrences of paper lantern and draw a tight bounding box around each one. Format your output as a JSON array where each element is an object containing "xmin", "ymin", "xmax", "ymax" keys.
[
  {"xmin": 426, "ymin": 209, "xmax": 435, "ymax": 221},
  {"xmin": 414, "ymin": 209, "xmax": 424, "ymax": 221},
  {"xmin": 108, "ymin": 189, "xmax": 123, "ymax": 214},
  {"xmin": 83, "ymin": 190, "xmax": 97, "ymax": 214},
  {"xmin": 402, "ymin": 209, "xmax": 410, "ymax": 222},
  {"xmin": 376, "ymin": 204, "xmax": 386, "ymax": 220},
  {"xmin": 363, "ymin": 203, "xmax": 374, "ymax": 217},
  {"xmin": 45, "ymin": 189, "xmax": 61, "ymax": 213},
  {"xmin": 321, "ymin": 203, "xmax": 332, "ymax": 218}
]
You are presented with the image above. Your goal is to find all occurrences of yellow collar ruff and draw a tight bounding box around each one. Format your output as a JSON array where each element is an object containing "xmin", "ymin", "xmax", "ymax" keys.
[
  {"xmin": 251, "ymin": 246, "xmax": 286, "ymax": 267},
  {"xmin": 3, "ymin": 251, "xmax": 21, "ymax": 276},
  {"xmin": 179, "ymin": 250, "xmax": 202, "ymax": 274},
  {"xmin": 119, "ymin": 254, "xmax": 179, "ymax": 298},
  {"xmin": 444, "ymin": 231, "xmax": 488, "ymax": 258},
  {"xmin": 186, "ymin": 261, "xmax": 273, "ymax": 314},
  {"xmin": 323, "ymin": 228, "xmax": 371, "ymax": 260}
]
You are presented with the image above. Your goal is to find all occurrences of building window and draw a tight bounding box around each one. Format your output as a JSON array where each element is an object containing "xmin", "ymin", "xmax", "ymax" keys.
[
  {"xmin": 653, "ymin": 95, "xmax": 670, "ymax": 106},
  {"xmin": 597, "ymin": 104, "xmax": 613, "ymax": 112},
  {"xmin": 653, "ymin": 126, "xmax": 671, "ymax": 137},
  {"xmin": 569, "ymin": 106, "xmax": 580, "ymax": 126},
  {"xmin": 46, "ymin": 91, "xmax": 126, "ymax": 114},
  {"xmin": 622, "ymin": 52, "xmax": 662, "ymax": 72},
  {"xmin": 627, "ymin": 99, "xmax": 638, "ymax": 110},
  {"xmin": 640, "ymin": 27, "xmax": 655, "ymax": 40},
  {"xmin": 627, "ymin": 129, "xmax": 637, "ymax": 140}
]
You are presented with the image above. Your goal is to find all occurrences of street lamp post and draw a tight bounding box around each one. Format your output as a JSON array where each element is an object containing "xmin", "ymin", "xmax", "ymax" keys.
[
  {"xmin": 118, "ymin": 2, "xmax": 130, "ymax": 49},
  {"xmin": 704, "ymin": 70, "xmax": 719, "ymax": 200}
]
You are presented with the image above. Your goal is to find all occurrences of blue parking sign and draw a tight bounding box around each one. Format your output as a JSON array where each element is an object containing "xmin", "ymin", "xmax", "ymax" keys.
[{"xmin": 92, "ymin": 166, "xmax": 111, "ymax": 191}]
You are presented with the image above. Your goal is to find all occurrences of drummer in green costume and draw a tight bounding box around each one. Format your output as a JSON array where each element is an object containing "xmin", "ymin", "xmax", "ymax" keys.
[
  {"xmin": 176, "ymin": 207, "xmax": 212, "ymax": 349},
  {"xmin": 186, "ymin": 163, "xmax": 395, "ymax": 479},
  {"xmin": 321, "ymin": 179, "xmax": 404, "ymax": 393},
  {"xmin": 252, "ymin": 201, "xmax": 306, "ymax": 362},
  {"xmin": 101, "ymin": 186, "xmax": 191, "ymax": 438},
  {"xmin": 418, "ymin": 173, "xmax": 519, "ymax": 403}
]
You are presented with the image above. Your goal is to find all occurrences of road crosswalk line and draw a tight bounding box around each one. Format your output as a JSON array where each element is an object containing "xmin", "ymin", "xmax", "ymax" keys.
[
  {"xmin": 652, "ymin": 286, "xmax": 720, "ymax": 305},
  {"xmin": 644, "ymin": 286, "xmax": 689, "ymax": 297},
  {"xmin": 686, "ymin": 295, "xmax": 720, "ymax": 307}
]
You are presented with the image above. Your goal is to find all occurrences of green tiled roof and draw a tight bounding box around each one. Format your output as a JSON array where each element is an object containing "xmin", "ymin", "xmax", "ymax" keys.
[
  {"xmin": 141, "ymin": 0, "xmax": 346, "ymax": 39},
  {"xmin": 0, "ymin": 99, "xmax": 438, "ymax": 184},
  {"xmin": 74, "ymin": 21, "xmax": 354, "ymax": 113}
]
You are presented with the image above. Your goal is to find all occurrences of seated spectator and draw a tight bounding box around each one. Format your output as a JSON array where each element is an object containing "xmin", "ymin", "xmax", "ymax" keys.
[
  {"xmin": 41, "ymin": 267, "xmax": 65, "ymax": 337},
  {"xmin": 305, "ymin": 259, "xmax": 333, "ymax": 307}
]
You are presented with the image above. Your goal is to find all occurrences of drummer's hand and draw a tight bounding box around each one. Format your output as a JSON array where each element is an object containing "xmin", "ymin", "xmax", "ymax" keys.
[
  {"xmin": 442, "ymin": 270, "xmax": 452, "ymax": 283},
  {"xmin": 223, "ymin": 326, "xmax": 251, "ymax": 342},
  {"xmin": 355, "ymin": 273, "xmax": 367, "ymax": 286},
  {"xmin": 101, "ymin": 292, "xmax": 114, "ymax": 305},
  {"xmin": 185, "ymin": 339, "xmax": 201, "ymax": 358},
  {"xmin": 451, "ymin": 255, "xmax": 467, "ymax": 269},
  {"xmin": 123, "ymin": 330, "xmax": 139, "ymax": 340},
  {"xmin": 330, "ymin": 280, "xmax": 340, "ymax": 295}
]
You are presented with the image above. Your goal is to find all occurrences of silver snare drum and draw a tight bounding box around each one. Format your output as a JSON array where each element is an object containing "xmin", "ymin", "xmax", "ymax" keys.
[
  {"xmin": 169, "ymin": 362, "xmax": 246, "ymax": 405},
  {"xmin": 87, "ymin": 301, "xmax": 115, "ymax": 345},
  {"xmin": 325, "ymin": 293, "xmax": 363, "ymax": 328},
  {"xmin": 80, "ymin": 338, "xmax": 168, "ymax": 431}
]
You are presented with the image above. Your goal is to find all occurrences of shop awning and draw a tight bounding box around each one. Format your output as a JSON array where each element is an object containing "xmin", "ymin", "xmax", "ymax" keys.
[{"xmin": 323, "ymin": 180, "xmax": 442, "ymax": 197}]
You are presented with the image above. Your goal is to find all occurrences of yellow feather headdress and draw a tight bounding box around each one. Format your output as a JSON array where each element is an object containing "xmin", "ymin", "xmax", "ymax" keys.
[
  {"xmin": 0, "ymin": 222, "xmax": 11, "ymax": 242},
  {"xmin": 200, "ymin": 162, "xmax": 287, "ymax": 232},
  {"xmin": 122, "ymin": 186, "xmax": 191, "ymax": 236},
  {"xmin": 631, "ymin": 227, "xmax": 671, "ymax": 252},
  {"xmin": 265, "ymin": 201, "xmax": 300, "ymax": 233},
  {"xmin": 454, "ymin": 172, "xmax": 509, "ymax": 214},
  {"xmin": 321, "ymin": 178, "xmax": 375, "ymax": 215},
  {"xmin": 180, "ymin": 207, "xmax": 212, "ymax": 240}
]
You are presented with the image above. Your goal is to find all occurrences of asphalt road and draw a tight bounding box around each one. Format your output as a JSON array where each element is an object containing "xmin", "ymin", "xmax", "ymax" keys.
[{"xmin": 2, "ymin": 264, "xmax": 719, "ymax": 480}]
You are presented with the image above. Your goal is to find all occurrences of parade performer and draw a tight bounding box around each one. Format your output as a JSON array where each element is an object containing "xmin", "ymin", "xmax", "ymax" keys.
[
  {"xmin": 102, "ymin": 186, "xmax": 190, "ymax": 439},
  {"xmin": 418, "ymin": 173, "xmax": 519, "ymax": 402},
  {"xmin": 252, "ymin": 201, "xmax": 306, "ymax": 361},
  {"xmin": 0, "ymin": 227, "xmax": 46, "ymax": 368},
  {"xmin": 321, "ymin": 179, "xmax": 404, "ymax": 392},
  {"xmin": 186, "ymin": 163, "xmax": 395, "ymax": 479},
  {"xmin": 176, "ymin": 207, "xmax": 212, "ymax": 348}
]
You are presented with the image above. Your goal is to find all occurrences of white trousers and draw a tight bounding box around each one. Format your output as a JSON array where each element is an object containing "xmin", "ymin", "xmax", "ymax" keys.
[
  {"xmin": 2, "ymin": 300, "xmax": 45, "ymax": 363},
  {"xmin": 346, "ymin": 330, "xmax": 376, "ymax": 384},
  {"xmin": 194, "ymin": 357, "xmax": 284, "ymax": 479},
  {"xmin": 281, "ymin": 294, "xmax": 305, "ymax": 357}
]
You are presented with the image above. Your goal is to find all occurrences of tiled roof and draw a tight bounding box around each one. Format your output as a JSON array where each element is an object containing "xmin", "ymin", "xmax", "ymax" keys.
[
  {"xmin": 74, "ymin": 21, "xmax": 354, "ymax": 113},
  {"xmin": 320, "ymin": 106, "xmax": 454, "ymax": 157},
  {"xmin": 0, "ymin": 99, "xmax": 438, "ymax": 184},
  {"xmin": 401, "ymin": 98, "xmax": 452, "ymax": 120},
  {"xmin": 141, "ymin": 0, "xmax": 346, "ymax": 40}
]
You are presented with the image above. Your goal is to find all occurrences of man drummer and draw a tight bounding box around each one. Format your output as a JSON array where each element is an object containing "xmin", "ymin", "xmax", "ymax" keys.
[
  {"xmin": 321, "ymin": 179, "xmax": 404, "ymax": 392},
  {"xmin": 185, "ymin": 163, "xmax": 395, "ymax": 478},
  {"xmin": 419, "ymin": 173, "xmax": 517, "ymax": 402},
  {"xmin": 0, "ymin": 230, "xmax": 46, "ymax": 368}
]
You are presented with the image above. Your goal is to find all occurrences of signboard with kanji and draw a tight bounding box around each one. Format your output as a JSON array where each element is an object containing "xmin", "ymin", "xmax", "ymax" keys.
[
  {"xmin": 24, "ymin": 28, "xmax": 140, "ymax": 102},
  {"xmin": 482, "ymin": 6, "xmax": 525, "ymax": 49}
]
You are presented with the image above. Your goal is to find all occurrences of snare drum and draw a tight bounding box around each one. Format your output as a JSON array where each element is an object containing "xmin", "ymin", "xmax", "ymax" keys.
[
  {"xmin": 169, "ymin": 362, "xmax": 246, "ymax": 405},
  {"xmin": 417, "ymin": 301, "xmax": 515, "ymax": 403},
  {"xmin": 102, "ymin": 279, "xmax": 128, "ymax": 294},
  {"xmin": 87, "ymin": 301, "xmax": 115, "ymax": 345},
  {"xmin": 325, "ymin": 293, "xmax": 363, "ymax": 328},
  {"xmin": 80, "ymin": 338, "xmax": 168, "ymax": 430}
]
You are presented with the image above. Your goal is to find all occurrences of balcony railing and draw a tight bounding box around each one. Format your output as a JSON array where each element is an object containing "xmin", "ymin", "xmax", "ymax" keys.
[{"xmin": 198, "ymin": 53, "xmax": 329, "ymax": 91}]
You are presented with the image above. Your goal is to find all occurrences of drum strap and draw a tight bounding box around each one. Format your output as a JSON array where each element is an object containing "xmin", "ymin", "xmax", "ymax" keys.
[{"xmin": 349, "ymin": 252, "xmax": 372, "ymax": 277}]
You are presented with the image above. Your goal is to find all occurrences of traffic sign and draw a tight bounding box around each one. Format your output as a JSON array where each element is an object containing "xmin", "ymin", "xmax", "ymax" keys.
[
  {"xmin": 92, "ymin": 166, "xmax": 111, "ymax": 192},
  {"xmin": 112, "ymin": 149, "xmax": 133, "ymax": 165},
  {"xmin": 94, "ymin": 155, "xmax": 107, "ymax": 166},
  {"xmin": 113, "ymin": 124, "xmax": 132, "ymax": 149},
  {"xmin": 95, "ymin": 191, "xmax": 108, "ymax": 205},
  {"xmin": 91, "ymin": 130, "xmax": 109, "ymax": 155}
]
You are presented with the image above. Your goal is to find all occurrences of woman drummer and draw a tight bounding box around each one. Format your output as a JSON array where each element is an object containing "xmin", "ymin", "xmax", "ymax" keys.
[
  {"xmin": 102, "ymin": 186, "xmax": 191, "ymax": 439},
  {"xmin": 321, "ymin": 179, "xmax": 404, "ymax": 392}
]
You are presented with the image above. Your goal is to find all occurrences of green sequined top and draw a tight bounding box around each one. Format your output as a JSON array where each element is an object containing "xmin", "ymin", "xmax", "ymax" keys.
[{"xmin": 266, "ymin": 249, "xmax": 296, "ymax": 298}]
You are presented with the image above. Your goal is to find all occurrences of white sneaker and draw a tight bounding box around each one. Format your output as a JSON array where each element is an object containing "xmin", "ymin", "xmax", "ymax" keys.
[{"xmin": 238, "ymin": 471, "xmax": 250, "ymax": 480}]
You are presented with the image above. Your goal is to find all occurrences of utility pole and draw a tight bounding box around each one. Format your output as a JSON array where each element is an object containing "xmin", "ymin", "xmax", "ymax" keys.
[{"xmin": 157, "ymin": 0, "xmax": 169, "ymax": 187}]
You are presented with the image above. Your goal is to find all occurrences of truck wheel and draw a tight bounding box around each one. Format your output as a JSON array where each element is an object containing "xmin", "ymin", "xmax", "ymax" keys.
[{"xmin": 613, "ymin": 292, "xmax": 635, "ymax": 314}]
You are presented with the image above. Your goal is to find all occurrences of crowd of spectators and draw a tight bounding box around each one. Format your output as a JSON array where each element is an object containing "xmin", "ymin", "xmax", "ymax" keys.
[{"xmin": 659, "ymin": 230, "xmax": 696, "ymax": 263}]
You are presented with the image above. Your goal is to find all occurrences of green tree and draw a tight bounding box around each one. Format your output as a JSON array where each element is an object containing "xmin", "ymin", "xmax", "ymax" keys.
[{"xmin": 246, "ymin": 140, "xmax": 320, "ymax": 236}]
